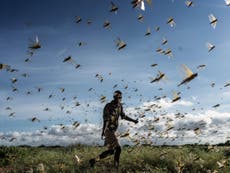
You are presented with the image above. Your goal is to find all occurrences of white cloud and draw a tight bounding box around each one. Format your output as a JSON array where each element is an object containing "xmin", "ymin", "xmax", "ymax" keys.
[
  {"xmin": 0, "ymin": 124, "xmax": 102, "ymax": 146},
  {"xmin": 150, "ymin": 98, "xmax": 193, "ymax": 108},
  {"xmin": 1, "ymin": 109, "xmax": 229, "ymax": 146},
  {"xmin": 222, "ymin": 91, "xmax": 230, "ymax": 97},
  {"xmin": 125, "ymin": 98, "xmax": 193, "ymax": 116},
  {"xmin": 191, "ymin": 96, "xmax": 198, "ymax": 101}
]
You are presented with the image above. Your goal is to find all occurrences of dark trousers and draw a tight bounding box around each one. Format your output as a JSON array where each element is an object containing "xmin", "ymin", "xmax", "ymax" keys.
[{"xmin": 99, "ymin": 146, "xmax": 121, "ymax": 164}]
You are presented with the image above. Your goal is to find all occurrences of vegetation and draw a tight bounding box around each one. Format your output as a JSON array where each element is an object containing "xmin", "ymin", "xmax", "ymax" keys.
[{"xmin": 0, "ymin": 144, "xmax": 229, "ymax": 173}]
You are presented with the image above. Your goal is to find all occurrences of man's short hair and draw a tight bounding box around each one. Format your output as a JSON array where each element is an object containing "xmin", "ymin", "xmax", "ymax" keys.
[{"xmin": 113, "ymin": 90, "xmax": 122, "ymax": 98}]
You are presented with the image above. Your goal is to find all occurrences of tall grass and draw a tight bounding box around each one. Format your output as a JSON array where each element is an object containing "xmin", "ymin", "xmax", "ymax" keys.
[{"xmin": 0, "ymin": 145, "xmax": 229, "ymax": 173}]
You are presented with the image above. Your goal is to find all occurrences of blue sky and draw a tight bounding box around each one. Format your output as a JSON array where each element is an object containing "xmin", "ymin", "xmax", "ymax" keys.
[{"xmin": 0, "ymin": 0, "xmax": 230, "ymax": 146}]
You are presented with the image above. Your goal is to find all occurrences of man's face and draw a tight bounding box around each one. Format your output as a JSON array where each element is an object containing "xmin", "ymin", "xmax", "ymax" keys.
[{"xmin": 114, "ymin": 94, "xmax": 122, "ymax": 103}]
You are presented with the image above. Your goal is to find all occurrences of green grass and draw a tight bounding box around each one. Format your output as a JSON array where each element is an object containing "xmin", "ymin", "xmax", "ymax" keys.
[{"xmin": 0, "ymin": 145, "xmax": 229, "ymax": 173}]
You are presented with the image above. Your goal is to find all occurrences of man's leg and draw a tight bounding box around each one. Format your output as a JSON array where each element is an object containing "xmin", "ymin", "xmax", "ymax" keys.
[
  {"xmin": 90, "ymin": 129, "xmax": 118, "ymax": 167},
  {"xmin": 89, "ymin": 149, "xmax": 114, "ymax": 167},
  {"xmin": 99, "ymin": 149, "xmax": 114, "ymax": 159},
  {"xmin": 114, "ymin": 145, "xmax": 121, "ymax": 168}
]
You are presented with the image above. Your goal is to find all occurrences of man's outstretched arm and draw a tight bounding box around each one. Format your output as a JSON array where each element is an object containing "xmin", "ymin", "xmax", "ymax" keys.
[
  {"xmin": 122, "ymin": 115, "xmax": 138, "ymax": 124},
  {"xmin": 120, "ymin": 106, "xmax": 138, "ymax": 124}
]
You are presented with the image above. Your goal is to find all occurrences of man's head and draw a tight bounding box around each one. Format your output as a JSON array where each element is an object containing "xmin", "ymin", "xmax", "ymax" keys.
[{"xmin": 113, "ymin": 90, "xmax": 122, "ymax": 103}]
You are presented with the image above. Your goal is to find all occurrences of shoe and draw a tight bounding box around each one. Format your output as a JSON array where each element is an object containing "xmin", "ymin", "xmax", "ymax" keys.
[
  {"xmin": 114, "ymin": 161, "xmax": 119, "ymax": 169},
  {"xmin": 89, "ymin": 158, "xmax": 96, "ymax": 167}
]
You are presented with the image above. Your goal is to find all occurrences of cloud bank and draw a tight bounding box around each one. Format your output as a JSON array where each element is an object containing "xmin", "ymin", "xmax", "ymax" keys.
[{"xmin": 1, "ymin": 109, "xmax": 229, "ymax": 146}]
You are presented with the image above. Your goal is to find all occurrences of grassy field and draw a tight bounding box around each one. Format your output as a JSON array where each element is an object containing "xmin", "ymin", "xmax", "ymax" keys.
[{"xmin": 0, "ymin": 144, "xmax": 229, "ymax": 173}]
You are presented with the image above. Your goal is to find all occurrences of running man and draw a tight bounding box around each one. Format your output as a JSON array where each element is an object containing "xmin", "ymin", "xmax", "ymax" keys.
[{"xmin": 89, "ymin": 90, "xmax": 138, "ymax": 168}]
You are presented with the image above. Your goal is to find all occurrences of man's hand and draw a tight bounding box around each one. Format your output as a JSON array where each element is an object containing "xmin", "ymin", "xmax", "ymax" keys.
[
  {"xmin": 101, "ymin": 120, "xmax": 107, "ymax": 140},
  {"xmin": 133, "ymin": 118, "xmax": 138, "ymax": 124}
]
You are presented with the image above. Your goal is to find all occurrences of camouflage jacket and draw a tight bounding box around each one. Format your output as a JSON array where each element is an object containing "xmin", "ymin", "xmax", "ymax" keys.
[{"xmin": 103, "ymin": 100, "xmax": 126, "ymax": 131}]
